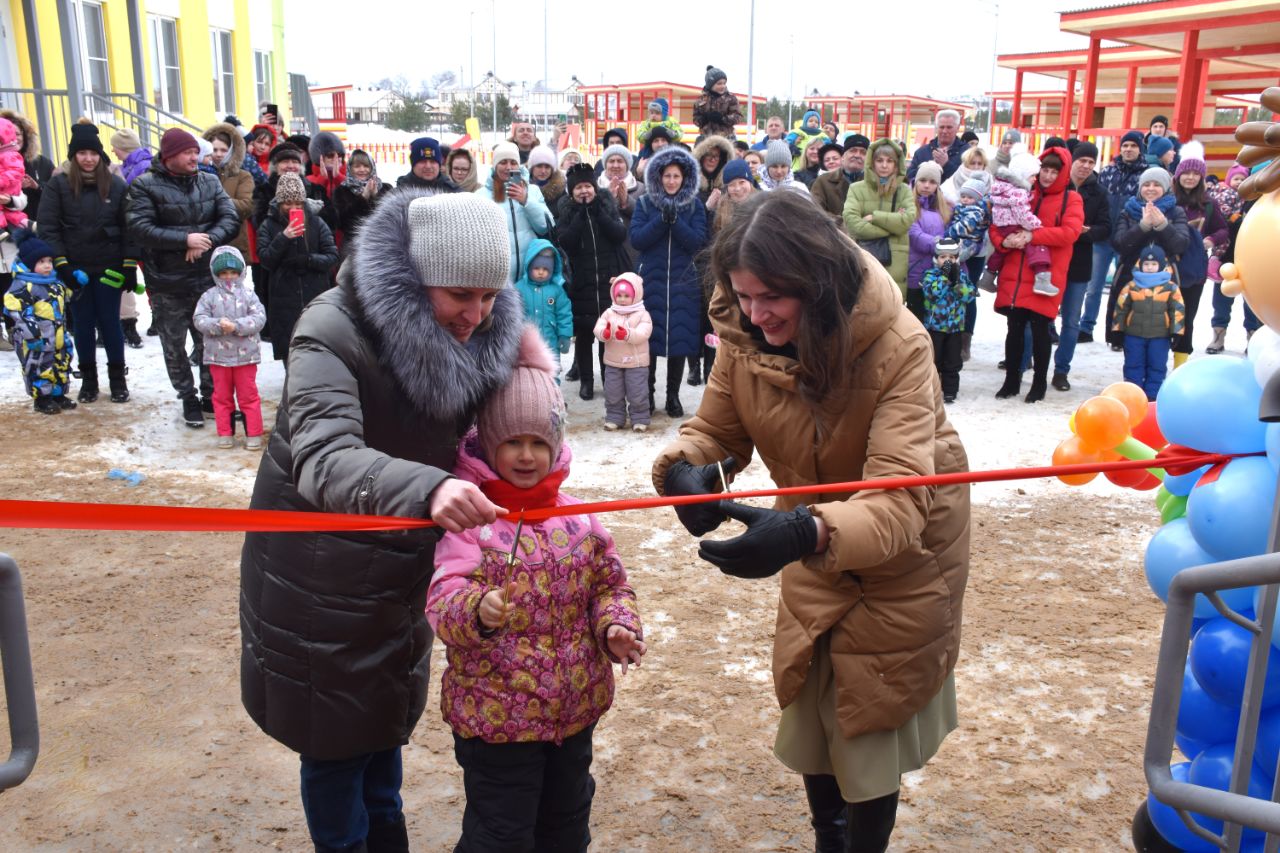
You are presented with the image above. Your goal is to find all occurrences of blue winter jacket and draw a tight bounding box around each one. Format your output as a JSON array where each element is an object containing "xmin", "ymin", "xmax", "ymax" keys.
[
  {"xmin": 474, "ymin": 165, "xmax": 554, "ymax": 283},
  {"xmin": 514, "ymin": 238, "xmax": 573, "ymax": 355},
  {"xmin": 946, "ymin": 201, "xmax": 989, "ymax": 262},
  {"xmin": 628, "ymin": 146, "xmax": 708, "ymax": 359}
]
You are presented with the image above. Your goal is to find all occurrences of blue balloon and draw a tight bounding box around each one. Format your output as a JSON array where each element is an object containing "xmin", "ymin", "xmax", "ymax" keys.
[
  {"xmin": 1178, "ymin": 663, "xmax": 1242, "ymax": 745},
  {"xmin": 1187, "ymin": 457, "xmax": 1278, "ymax": 561},
  {"xmin": 1146, "ymin": 519, "xmax": 1253, "ymax": 618},
  {"xmin": 1188, "ymin": 743, "xmax": 1274, "ymax": 840},
  {"xmin": 1157, "ymin": 355, "xmax": 1266, "ymax": 454},
  {"xmin": 1268, "ymin": 423, "xmax": 1280, "ymax": 472},
  {"xmin": 1147, "ymin": 762, "xmax": 1219, "ymax": 852},
  {"xmin": 1177, "ymin": 733, "xmax": 1212, "ymax": 762},
  {"xmin": 1190, "ymin": 617, "xmax": 1280, "ymax": 709},
  {"xmin": 1164, "ymin": 464, "xmax": 1209, "ymax": 497}
]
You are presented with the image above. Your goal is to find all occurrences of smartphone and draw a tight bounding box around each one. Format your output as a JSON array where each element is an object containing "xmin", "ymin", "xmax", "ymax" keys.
[{"xmin": 288, "ymin": 208, "xmax": 304, "ymax": 230}]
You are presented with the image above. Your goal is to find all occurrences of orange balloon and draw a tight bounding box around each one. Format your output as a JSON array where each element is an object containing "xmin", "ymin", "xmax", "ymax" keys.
[
  {"xmin": 1054, "ymin": 435, "xmax": 1103, "ymax": 485},
  {"xmin": 1074, "ymin": 396, "xmax": 1132, "ymax": 451},
  {"xmin": 1102, "ymin": 382, "xmax": 1149, "ymax": 428}
]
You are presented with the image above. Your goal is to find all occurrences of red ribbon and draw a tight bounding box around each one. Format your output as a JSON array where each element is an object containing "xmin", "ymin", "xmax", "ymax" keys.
[{"xmin": 0, "ymin": 451, "xmax": 1238, "ymax": 533}]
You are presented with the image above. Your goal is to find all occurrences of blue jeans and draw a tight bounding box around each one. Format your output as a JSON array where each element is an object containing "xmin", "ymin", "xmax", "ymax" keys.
[
  {"xmin": 1210, "ymin": 281, "xmax": 1262, "ymax": 331},
  {"xmin": 1081, "ymin": 243, "xmax": 1115, "ymax": 335},
  {"xmin": 1054, "ymin": 279, "xmax": 1090, "ymax": 375},
  {"xmin": 68, "ymin": 276, "xmax": 125, "ymax": 366},
  {"xmin": 299, "ymin": 746, "xmax": 403, "ymax": 852},
  {"xmin": 1123, "ymin": 335, "xmax": 1171, "ymax": 401},
  {"xmin": 964, "ymin": 256, "xmax": 984, "ymax": 335}
]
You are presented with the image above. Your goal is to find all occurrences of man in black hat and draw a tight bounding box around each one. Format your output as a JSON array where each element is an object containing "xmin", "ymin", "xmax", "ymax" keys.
[{"xmin": 396, "ymin": 137, "xmax": 458, "ymax": 192}]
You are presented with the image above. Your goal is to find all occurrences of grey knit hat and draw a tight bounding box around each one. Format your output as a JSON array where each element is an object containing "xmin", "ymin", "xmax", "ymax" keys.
[
  {"xmin": 601, "ymin": 143, "xmax": 633, "ymax": 170},
  {"xmin": 274, "ymin": 172, "xmax": 306, "ymax": 205},
  {"xmin": 1138, "ymin": 166, "xmax": 1173, "ymax": 195},
  {"xmin": 1001, "ymin": 129, "xmax": 1022, "ymax": 145},
  {"xmin": 765, "ymin": 140, "xmax": 792, "ymax": 168},
  {"xmin": 960, "ymin": 177, "xmax": 989, "ymax": 200},
  {"xmin": 407, "ymin": 194, "xmax": 510, "ymax": 289}
]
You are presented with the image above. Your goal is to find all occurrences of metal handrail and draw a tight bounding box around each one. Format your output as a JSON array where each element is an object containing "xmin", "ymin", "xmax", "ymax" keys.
[
  {"xmin": 104, "ymin": 92, "xmax": 201, "ymax": 133},
  {"xmin": 0, "ymin": 554, "xmax": 38, "ymax": 792}
]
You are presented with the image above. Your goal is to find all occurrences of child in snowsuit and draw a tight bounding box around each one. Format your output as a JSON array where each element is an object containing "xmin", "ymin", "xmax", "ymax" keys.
[
  {"xmin": 3, "ymin": 239, "xmax": 78, "ymax": 413},
  {"xmin": 426, "ymin": 332, "xmax": 645, "ymax": 852},
  {"xmin": 785, "ymin": 110, "xmax": 829, "ymax": 172},
  {"xmin": 946, "ymin": 178, "xmax": 991, "ymax": 264},
  {"xmin": 514, "ymin": 240, "xmax": 573, "ymax": 380},
  {"xmin": 921, "ymin": 238, "xmax": 976, "ymax": 405},
  {"xmin": 192, "ymin": 246, "xmax": 266, "ymax": 449},
  {"xmin": 594, "ymin": 273, "xmax": 653, "ymax": 432},
  {"xmin": 980, "ymin": 150, "xmax": 1057, "ymax": 296},
  {"xmin": 0, "ymin": 117, "xmax": 31, "ymax": 244},
  {"xmin": 637, "ymin": 98, "xmax": 683, "ymax": 148},
  {"xmin": 1113, "ymin": 244, "xmax": 1185, "ymax": 401}
]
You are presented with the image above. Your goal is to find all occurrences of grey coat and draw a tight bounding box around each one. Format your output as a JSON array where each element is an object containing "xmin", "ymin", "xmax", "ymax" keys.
[
  {"xmin": 239, "ymin": 189, "xmax": 525, "ymax": 760},
  {"xmin": 192, "ymin": 247, "xmax": 265, "ymax": 366}
]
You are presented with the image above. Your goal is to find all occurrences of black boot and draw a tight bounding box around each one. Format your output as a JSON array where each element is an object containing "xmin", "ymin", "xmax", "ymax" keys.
[
  {"xmin": 665, "ymin": 357, "xmax": 685, "ymax": 418},
  {"xmin": 802, "ymin": 775, "xmax": 848, "ymax": 853},
  {"xmin": 77, "ymin": 364, "xmax": 99, "ymax": 402},
  {"xmin": 687, "ymin": 356, "xmax": 701, "ymax": 386},
  {"xmin": 846, "ymin": 790, "xmax": 899, "ymax": 853},
  {"xmin": 33, "ymin": 396, "xmax": 60, "ymax": 415},
  {"xmin": 107, "ymin": 363, "xmax": 129, "ymax": 403},
  {"xmin": 365, "ymin": 815, "xmax": 410, "ymax": 853},
  {"xmin": 579, "ymin": 375, "xmax": 594, "ymax": 401},
  {"xmin": 55, "ymin": 393, "xmax": 77, "ymax": 410},
  {"xmin": 182, "ymin": 395, "xmax": 205, "ymax": 428},
  {"xmin": 1024, "ymin": 374, "xmax": 1047, "ymax": 403},
  {"xmin": 994, "ymin": 370, "xmax": 1021, "ymax": 399},
  {"xmin": 121, "ymin": 318, "xmax": 143, "ymax": 349},
  {"xmin": 565, "ymin": 362, "xmax": 580, "ymax": 382}
]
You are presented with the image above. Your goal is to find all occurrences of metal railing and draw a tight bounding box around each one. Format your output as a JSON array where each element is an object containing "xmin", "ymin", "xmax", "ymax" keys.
[
  {"xmin": 0, "ymin": 554, "xmax": 38, "ymax": 792},
  {"xmin": 0, "ymin": 87, "xmax": 202, "ymax": 160}
]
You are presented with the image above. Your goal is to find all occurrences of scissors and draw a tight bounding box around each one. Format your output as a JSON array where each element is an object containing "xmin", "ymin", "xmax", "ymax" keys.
[
  {"xmin": 717, "ymin": 460, "xmax": 732, "ymax": 496},
  {"xmin": 504, "ymin": 510, "xmax": 526, "ymax": 593}
]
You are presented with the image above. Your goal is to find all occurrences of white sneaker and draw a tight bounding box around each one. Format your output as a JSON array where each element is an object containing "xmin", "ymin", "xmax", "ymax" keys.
[
  {"xmin": 603, "ymin": 422, "xmax": 620, "ymax": 431},
  {"xmin": 245, "ymin": 435, "xmax": 263, "ymax": 450},
  {"xmin": 1032, "ymin": 272, "xmax": 1059, "ymax": 297},
  {"xmin": 216, "ymin": 434, "xmax": 234, "ymax": 449},
  {"xmin": 633, "ymin": 423, "xmax": 648, "ymax": 432}
]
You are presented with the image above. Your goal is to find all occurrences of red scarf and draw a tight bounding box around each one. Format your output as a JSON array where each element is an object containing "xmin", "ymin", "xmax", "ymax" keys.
[{"xmin": 478, "ymin": 468, "xmax": 568, "ymax": 511}]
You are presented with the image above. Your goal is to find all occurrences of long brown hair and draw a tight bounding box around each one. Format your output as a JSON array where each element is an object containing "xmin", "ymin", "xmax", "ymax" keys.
[
  {"xmin": 67, "ymin": 151, "xmax": 111, "ymax": 201},
  {"xmin": 709, "ymin": 191, "xmax": 865, "ymax": 409}
]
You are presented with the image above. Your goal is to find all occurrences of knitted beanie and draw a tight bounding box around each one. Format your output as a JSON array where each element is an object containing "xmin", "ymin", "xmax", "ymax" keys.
[
  {"xmin": 527, "ymin": 145, "xmax": 557, "ymax": 170},
  {"xmin": 274, "ymin": 172, "xmax": 307, "ymax": 205},
  {"xmin": 961, "ymin": 130, "xmax": 979, "ymax": 145},
  {"xmin": 1150, "ymin": 115, "xmax": 1170, "ymax": 129},
  {"xmin": 1139, "ymin": 166, "xmax": 1173, "ymax": 194},
  {"xmin": 722, "ymin": 158, "xmax": 755, "ymax": 186},
  {"xmin": 1140, "ymin": 244, "xmax": 1168, "ymax": 268},
  {"xmin": 159, "ymin": 127, "xmax": 200, "ymax": 161},
  {"xmin": 612, "ymin": 272, "xmax": 642, "ymax": 301},
  {"xmin": 1174, "ymin": 141, "xmax": 1206, "ymax": 178},
  {"xmin": 210, "ymin": 246, "xmax": 246, "ymax": 275},
  {"xmin": 67, "ymin": 121, "xmax": 107, "ymax": 161},
  {"xmin": 601, "ymin": 144, "xmax": 633, "ymax": 170},
  {"xmin": 1121, "ymin": 130, "xmax": 1146, "ymax": 150},
  {"xmin": 492, "ymin": 141, "xmax": 520, "ymax": 164},
  {"xmin": 1001, "ymin": 129, "xmax": 1022, "ymax": 145},
  {"xmin": 565, "ymin": 162, "xmax": 596, "ymax": 192},
  {"xmin": 1072, "ymin": 141, "xmax": 1099, "ymax": 162},
  {"xmin": 559, "ymin": 148, "xmax": 581, "ymax": 168},
  {"xmin": 16, "ymin": 238, "xmax": 54, "ymax": 270},
  {"xmin": 409, "ymin": 137, "xmax": 442, "ymax": 165},
  {"xmin": 959, "ymin": 178, "xmax": 988, "ymax": 200},
  {"xmin": 197, "ymin": 136, "xmax": 214, "ymax": 162},
  {"xmin": 705, "ymin": 65, "xmax": 727, "ymax": 89},
  {"xmin": 764, "ymin": 140, "xmax": 792, "ymax": 168},
  {"xmin": 406, "ymin": 194, "xmax": 510, "ymax": 290},
  {"xmin": 1147, "ymin": 136, "xmax": 1175, "ymax": 160},
  {"xmin": 477, "ymin": 334, "xmax": 566, "ymax": 464},
  {"xmin": 934, "ymin": 237, "xmax": 961, "ymax": 257},
  {"xmin": 914, "ymin": 161, "xmax": 943, "ymax": 185},
  {"xmin": 109, "ymin": 127, "xmax": 141, "ymax": 155},
  {"xmin": 1227, "ymin": 164, "xmax": 1250, "ymax": 184}
]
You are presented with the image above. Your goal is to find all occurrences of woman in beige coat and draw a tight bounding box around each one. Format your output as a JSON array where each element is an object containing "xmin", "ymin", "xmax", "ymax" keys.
[{"xmin": 653, "ymin": 191, "xmax": 970, "ymax": 852}]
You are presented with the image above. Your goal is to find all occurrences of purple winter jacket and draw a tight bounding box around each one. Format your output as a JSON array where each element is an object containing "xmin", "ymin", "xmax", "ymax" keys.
[
  {"xmin": 120, "ymin": 149, "xmax": 153, "ymax": 185},
  {"xmin": 908, "ymin": 191, "xmax": 947, "ymax": 290}
]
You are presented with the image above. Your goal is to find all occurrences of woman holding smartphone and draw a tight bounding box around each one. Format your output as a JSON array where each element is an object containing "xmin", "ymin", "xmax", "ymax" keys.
[
  {"xmin": 475, "ymin": 141, "xmax": 553, "ymax": 283},
  {"xmin": 256, "ymin": 171, "xmax": 338, "ymax": 361}
]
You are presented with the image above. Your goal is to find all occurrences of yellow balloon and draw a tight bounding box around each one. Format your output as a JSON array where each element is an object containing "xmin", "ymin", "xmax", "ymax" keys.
[
  {"xmin": 1228, "ymin": 192, "xmax": 1280, "ymax": 330},
  {"xmin": 1068, "ymin": 412, "xmax": 1077, "ymax": 434}
]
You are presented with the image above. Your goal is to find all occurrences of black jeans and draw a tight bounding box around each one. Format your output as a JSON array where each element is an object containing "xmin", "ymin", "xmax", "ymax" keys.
[
  {"xmin": 150, "ymin": 290, "xmax": 213, "ymax": 400},
  {"xmin": 929, "ymin": 330, "xmax": 963, "ymax": 397},
  {"xmin": 1172, "ymin": 281, "xmax": 1203, "ymax": 354},
  {"xmin": 1004, "ymin": 307, "xmax": 1051, "ymax": 384},
  {"xmin": 803, "ymin": 773, "xmax": 899, "ymax": 853},
  {"xmin": 571, "ymin": 318, "xmax": 604, "ymax": 384},
  {"xmin": 452, "ymin": 723, "xmax": 595, "ymax": 853}
]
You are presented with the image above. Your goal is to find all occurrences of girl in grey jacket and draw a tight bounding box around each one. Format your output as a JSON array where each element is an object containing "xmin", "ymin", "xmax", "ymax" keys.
[{"xmin": 193, "ymin": 246, "xmax": 266, "ymax": 448}]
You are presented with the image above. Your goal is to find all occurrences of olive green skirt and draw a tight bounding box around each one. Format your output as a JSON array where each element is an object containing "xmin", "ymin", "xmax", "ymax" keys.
[{"xmin": 773, "ymin": 632, "xmax": 958, "ymax": 803}]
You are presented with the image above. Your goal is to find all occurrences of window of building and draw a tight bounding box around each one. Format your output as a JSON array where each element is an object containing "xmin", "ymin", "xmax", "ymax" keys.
[
  {"xmin": 75, "ymin": 1, "xmax": 110, "ymax": 94},
  {"xmin": 210, "ymin": 29, "xmax": 235, "ymax": 115},
  {"xmin": 254, "ymin": 51, "xmax": 273, "ymax": 106},
  {"xmin": 148, "ymin": 16, "xmax": 182, "ymax": 113}
]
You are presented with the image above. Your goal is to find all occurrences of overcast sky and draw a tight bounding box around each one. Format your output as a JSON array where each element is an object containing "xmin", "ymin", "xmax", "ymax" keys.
[{"xmin": 284, "ymin": 0, "xmax": 1087, "ymax": 101}]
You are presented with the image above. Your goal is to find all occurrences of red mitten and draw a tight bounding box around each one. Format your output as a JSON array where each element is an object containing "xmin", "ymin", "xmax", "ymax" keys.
[
  {"xmin": 602, "ymin": 322, "xmax": 612, "ymax": 340},
  {"xmin": 615, "ymin": 325, "xmax": 628, "ymax": 341}
]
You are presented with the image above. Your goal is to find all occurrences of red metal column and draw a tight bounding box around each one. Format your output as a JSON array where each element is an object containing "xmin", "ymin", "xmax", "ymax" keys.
[
  {"xmin": 1079, "ymin": 37, "xmax": 1101, "ymax": 137},
  {"xmin": 1192, "ymin": 58, "xmax": 1212, "ymax": 136},
  {"xmin": 1123, "ymin": 66, "xmax": 1138, "ymax": 128},
  {"xmin": 1012, "ymin": 70, "xmax": 1024, "ymax": 129},
  {"xmin": 1064, "ymin": 68, "xmax": 1078, "ymax": 137},
  {"xmin": 1173, "ymin": 29, "xmax": 1200, "ymax": 140}
]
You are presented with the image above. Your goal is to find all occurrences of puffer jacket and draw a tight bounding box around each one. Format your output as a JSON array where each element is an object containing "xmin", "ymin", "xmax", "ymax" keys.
[
  {"xmin": 240, "ymin": 189, "xmax": 526, "ymax": 761},
  {"xmin": 843, "ymin": 138, "xmax": 916, "ymax": 292},
  {"xmin": 1106, "ymin": 196, "xmax": 1190, "ymax": 348},
  {"xmin": 514, "ymin": 238, "xmax": 573, "ymax": 353},
  {"xmin": 628, "ymin": 146, "xmax": 708, "ymax": 358},
  {"xmin": 192, "ymin": 246, "xmax": 265, "ymax": 366},
  {"xmin": 257, "ymin": 197, "xmax": 338, "ymax": 361},
  {"xmin": 427, "ymin": 433, "xmax": 642, "ymax": 745},
  {"xmin": 124, "ymin": 160, "xmax": 240, "ymax": 295},
  {"xmin": 1113, "ymin": 271, "xmax": 1185, "ymax": 339},
  {"xmin": 907, "ymin": 191, "xmax": 947, "ymax": 290},
  {"xmin": 652, "ymin": 257, "xmax": 970, "ymax": 740},
  {"xmin": 120, "ymin": 148, "xmax": 152, "ymax": 184},
  {"xmin": 203, "ymin": 123, "xmax": 254, "ymax": 255},
  {"xmin": 945, "ymin": 200, "xmax": 989, "ymax": 262},
  {"xmin": 692, "ymin": 89, "xmax": 742, "ymax": 139},
  {"xmin": 36, "ymin": 170, "xmax": 137, "ymax": 276},
  {"xmin": 556, "ymin": 190, "xmax": 628, "ymax": 325},
  {"xmin": 475, "ymin": 165, "xmax": 554, "ymax": 283},
  {"xmin": 594, "ymin": 278, "xmax": 653, "ymax": 368},
  {"xmin": 991, "ymin": 145, "xmax": 1084, "ymax": 319},
  {"xmin": 694, "ymin": 135, "xmax": 734, "ymax": 203}
]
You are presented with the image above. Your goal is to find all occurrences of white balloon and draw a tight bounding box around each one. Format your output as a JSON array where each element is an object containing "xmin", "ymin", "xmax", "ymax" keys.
[{"xmin": 1250, "ymin": 326, "xmax": 1280, "ymax": 388}]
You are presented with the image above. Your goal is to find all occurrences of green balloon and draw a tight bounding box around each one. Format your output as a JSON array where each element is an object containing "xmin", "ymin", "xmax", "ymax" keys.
[
  {"xmin": 1160, "ymin": 494, "xmax": 1188, "ymax": 525},
  {"xmin": 1155, "ymin": 485, "xmax": 1173, "ymax": 512}
]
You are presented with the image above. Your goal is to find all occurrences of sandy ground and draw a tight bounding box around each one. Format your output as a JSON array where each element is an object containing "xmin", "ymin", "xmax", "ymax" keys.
[{"xmin": 0, "ymin": 284, "xmax": 1246, "ymax": 851}]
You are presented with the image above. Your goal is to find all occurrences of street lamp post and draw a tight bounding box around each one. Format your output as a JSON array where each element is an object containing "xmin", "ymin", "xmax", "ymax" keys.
[
  {"xmin": 492, "ymin": 0, "xmax": 498, "ymax": 140},
  {"xmin": 470, "ymin": 11, "xmax": 475, "ymax": 118},
  {"xmin": 746, "ymin": 0, "xmax": 756, "ymax": 139},
  {"xmin": 987, "ymin": 2, "xmax": 1000, "ymax": 136}
]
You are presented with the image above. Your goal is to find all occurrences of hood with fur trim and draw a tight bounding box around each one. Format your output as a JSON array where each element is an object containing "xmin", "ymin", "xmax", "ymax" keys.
[
  {"xmin": 693, "ymin": 135, "xmax": 734, "ymax": 183},
  {"xmin": 345, "ymin": 188, "xmax": 526, "ymax": 420},
  {"xmin": 202, "ymin": 121, "xmax": 247, "ymax": 176},
  {"xmin": 643, "ymin": 146, "xmax": 700, "ymax": 208},
  {"xmin": 0, "ymin": 110, "xmax": 39, "ymax": 159}
]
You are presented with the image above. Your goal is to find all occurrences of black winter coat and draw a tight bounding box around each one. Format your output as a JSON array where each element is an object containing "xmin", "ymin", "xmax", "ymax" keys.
[
  {"xmin": 1067, "ymin": 173, "xmax": 1112, "ymax": 283},
  {"xmin": 252, "ymin": 172, "xmax": 329, "ymax": 230},
  {"xmin": 21, "ymin": 154, "xmax": 54, "ymax": 221},
  {"xmin": 1106, "ymin": 203, "xmax": 1190, "ymax": 347},
  {"xmin": 240, "ymin": 190, "xmax": 525, "ymax": 761},
  {"xmin": 556, "ymin": 191, "xmax": 629, "ymax": 324},
  {"xmin": 257, "ymin": 201, "xmax": 339, "ymax": 361},
  {"xmin": 332, "ymin": 180, "xmax": 390, "ymax": 254},
  {"xmin": 124, "ymin": 162, "xmax": 239, "ymax": 295},
  {"xmin": 37, "ymin": 172, "xmax": 138, "ymax": 276}
]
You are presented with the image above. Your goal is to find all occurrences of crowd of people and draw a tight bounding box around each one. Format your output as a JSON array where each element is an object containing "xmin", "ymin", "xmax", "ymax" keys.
[{"xmin": 0, "ymin": 65, "xmax": 1261, "ymax": 852}]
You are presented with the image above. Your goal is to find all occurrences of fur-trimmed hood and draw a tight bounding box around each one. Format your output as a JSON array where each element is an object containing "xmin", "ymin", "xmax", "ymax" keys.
[
  {"xmin": 0, "ymin": 110, "xmax": 39, "ymax": 159},
  {"xmin": 693, "ymin": 135, "xmax": 734, "ymax": 184},
  {"xmin": 643, "ymin": 146, "xmax": 700, "ymax": 208},
  {"xmin": 345, "ymin": 188, "xmax": 525, "ymax": 420},
  {"xmin": 203, "ymin": 121, "xmax": 247, "ymax": 177}
]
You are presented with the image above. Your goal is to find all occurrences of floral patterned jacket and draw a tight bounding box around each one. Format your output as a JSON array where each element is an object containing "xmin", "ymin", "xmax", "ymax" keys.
[{"xmin": 426, "ymin": 433, "xmax": 642, "ymax": 745}]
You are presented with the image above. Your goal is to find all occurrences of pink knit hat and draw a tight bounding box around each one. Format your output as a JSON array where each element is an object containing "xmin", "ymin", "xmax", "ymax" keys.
[
  {"xmin": 476, "ymin": 328, "xmax": 566, "ymax": 465},
  {"xmin": 1226, "ymin": 163, "xmax": 1250, "ymax": 184}
]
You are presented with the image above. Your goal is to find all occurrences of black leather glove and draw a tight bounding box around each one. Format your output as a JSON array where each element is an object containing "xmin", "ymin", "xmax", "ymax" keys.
[
  {"xmin": 698, "ymin": 501, "xmax": 818, "ymax": 579},
  {"xmin": 661, "ymin": 203, "xmax": 678, "ymax": 224},
  {"xmin": 663, "ymin": 456, "xmax": 738, "ymax": 536}
]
